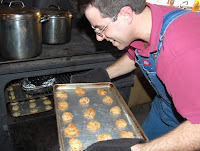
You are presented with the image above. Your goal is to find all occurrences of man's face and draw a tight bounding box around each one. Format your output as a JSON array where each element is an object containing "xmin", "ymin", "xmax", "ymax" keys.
[{"xmin": 85, "ymin": 5, "xmax": 134, "ymax": 50}]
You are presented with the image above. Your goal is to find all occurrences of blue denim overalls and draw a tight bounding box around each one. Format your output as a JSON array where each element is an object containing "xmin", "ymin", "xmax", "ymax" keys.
[{"xmin": 135, "ymin": 9, "xmax": 191, "ymax": 140}]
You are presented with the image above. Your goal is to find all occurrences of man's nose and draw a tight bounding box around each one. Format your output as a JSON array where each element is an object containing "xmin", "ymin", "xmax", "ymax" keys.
[{"xmin": 96, "ymin": 34, "xmax": 105, "ymax": 41}]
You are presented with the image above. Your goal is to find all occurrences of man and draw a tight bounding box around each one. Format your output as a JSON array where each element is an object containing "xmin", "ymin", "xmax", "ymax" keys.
[{"xmin": 71, "ymin": 0, "xmax": 200, "ymax": 150}]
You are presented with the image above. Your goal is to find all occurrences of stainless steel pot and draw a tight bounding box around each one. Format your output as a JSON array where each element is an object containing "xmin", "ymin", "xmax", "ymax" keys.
[
  {"xmin": 41, "ymin": 5, "xmax": 72, "ymax": 44},
  {"xmin": 0, "ymin": 1, "xmax": 43, "ymax": 60}
]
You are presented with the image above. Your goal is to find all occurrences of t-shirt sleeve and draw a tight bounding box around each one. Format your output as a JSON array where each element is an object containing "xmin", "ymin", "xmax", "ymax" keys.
[{"xmin": 126, "ymin": 46, "xmax": 135, "ymax": 60}]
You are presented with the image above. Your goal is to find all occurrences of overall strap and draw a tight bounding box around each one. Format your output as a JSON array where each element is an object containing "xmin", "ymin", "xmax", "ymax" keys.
[{"xmin": 158, "ymin": 9, "xmax": 191, "ymax": 52}]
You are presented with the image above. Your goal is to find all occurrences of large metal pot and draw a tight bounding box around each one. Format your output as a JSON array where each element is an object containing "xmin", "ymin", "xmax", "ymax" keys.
[
  {"xmin": 0, "ymin": 1, "xmax": 43, "ymax": 60},
  {"xmin": 41, "ymin": 5, "xmax": 72, "ymax": 45}
]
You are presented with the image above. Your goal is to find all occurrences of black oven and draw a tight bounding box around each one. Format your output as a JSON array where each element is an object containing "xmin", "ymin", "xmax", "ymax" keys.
[{"xmin": 0, "ymin": 28, "xmax": 134, "ymax": 151}]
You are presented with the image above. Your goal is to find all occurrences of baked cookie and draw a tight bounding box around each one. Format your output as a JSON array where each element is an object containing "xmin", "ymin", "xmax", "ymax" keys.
[
  {"xmin": 110, "ymin": 106, "xmax": 121, "ymax": 115},
  {"xmin": 97, "ymin": 88, "xmax": 107, "ymax": 95},
  {"xmin": 64, "ymin": 122, "xmax": 79, "ymax": 137},
  {"xmin": 87, "ymin": 120, "xmax": 101, "ymax": 131},
  {"xmin": 43, "ymin": 100, "xmax": 52, "ymax": 105},
  {"xmin": 58, "ymin": 100, "xmax": 69, "ymax": 111},
  {"xmin": 62, "ymin": 112, "xmax": 74, "ymax": 122},
  {"xmin": 40, "ymin": 96, "xmax": 49, "ymax": 100},
  {"xmin": 30, "ymin": 108, "xmax": 38, "ymax": 113},
  {"xmin": 69, "ymin": 138, "xmax": 83, "ymax": 151},
  {"xmin": 29, "ymin": 102, "xmax": 36, "ymax": 108},
  {"xmin": 13, "ymin": 112, "xmax": 20, "ymax": 117},
  {"xmin": 116, "ymin": 119, "xmax": 127, "ymax": 128},
  {"xmin": 29, "ymin": 99, "xmax": 35, "ymax": 102},
  {"xmin": 45, "ymin": 105, "xmax": 53, "ymax": 110},
  {"xmin": 12, "ymin": 105, "xmax": 19, "ymax": 111},
  {"xmin": 10, "ymin": 101, "xmax": 18, "ymax": 106},
  {"xmin": 75, "ymin": 87, "xmax": 86, "ymax": 96},
  {"xmin": 120, "ymin": 131, "xmax": 135, "ymax": 138},
  {"xmin": 102, "ymin": 95, "xmax": 113, "ymax": 104},
  {"xmin": 97, "ymin": 133, "xmax": 112, "ymax": 142},
  {"xmin": 56, "ymin": 91, "xmax": 68, "ymax": 98},
  {"xmin": 84, "ymin": 108, "xmax": 96, "ymax": 119},
  {"xmin": 79, "ymin": 97, "xmax": 90, "ymax": 106}
]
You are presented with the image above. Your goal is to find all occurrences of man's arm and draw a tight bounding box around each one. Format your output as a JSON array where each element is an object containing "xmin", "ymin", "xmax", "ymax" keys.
[
  {"xmin": 106, "ymin": 54, "xmax": 136, "ymax": 79},
  {"xmin": 131, "ymin": 120, "xmax": 200, "ymax": 151}
]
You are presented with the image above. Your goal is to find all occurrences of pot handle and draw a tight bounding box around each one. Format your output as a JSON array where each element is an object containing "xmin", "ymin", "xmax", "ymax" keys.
[
  {"xmin": 9, "ymin": 1, "xmax": 25, "ymax": 8},
  {"xmin": 48, "ymin": 4, "xmax": 61, "ymax": 10},
  {"xmin": 40, "ymin": 16, "xmax": 49, "ymax": 23}
]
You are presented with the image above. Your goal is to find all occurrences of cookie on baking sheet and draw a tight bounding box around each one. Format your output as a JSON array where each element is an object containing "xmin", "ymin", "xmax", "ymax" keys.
[
  {"xmin": 120, "ymin": 131, "xmax": 135, "ymax": 138},
  {"xmin": 102, "ymin": 95, "xmax": 113, "ymax": 104},
  {"xmin": 79, "ymin": 97, "xmax": 90, "ymax": 106},
  {"xmin": 30, "ymin": 108, "xmax": 38, "ymax": 113},
  {"xmin": 43, "ymin": 99, "xmax": 52, "ymax": 105},
  {"xmin": 13, "ymin": 112, "xmax": 20, "ymax": 117},
  {"xmin": 10, "ymin": 101, "xmax": 18, "ymax": 106},
  {"xmin": 97, "ymin": 88, "xmax": 107, "ymax": 95},
  {"xmin": 116, "ymin": 119, "xmax": 127, "ymax": 128},
  {"xmin": 64, "ymin": 122, "xmax": 79, "ymax": 137},
  {"xmin": 56, "ymin": 91, "xmax": 68, "ymax": 98},
  {"xmin": 69, "ymin": 138, "xmax": 83, "ymax": 151},
  {"xmin": 110, "ymin": 106, "xmax": 121, "ymax": 115},
  {"xmin": 45, "ymin": 105, "xmax": 53, "ymax": 110},
  {"xmin": 87, "ymin": 120, "xmax": 101, "ymax": 131},
  {"xmin": 29, "ymin": 99, "xmax": 35, "ymax": 103},
  {"xmin": 75, "ymin": 87, "xmax": 86, "ymax": 96},
  {"xmin": 97, "ymin": 133, "xmax": 113, "ymax": 142},
  {"xmin": 62, "ymin": 112, "xmax": 74, "ymax": 122},
  {"xmin": 12, "ymin": 105, "xmax": 19, "ymax": 111},
  {"xmin": 29, "ymin": 102, "xmax": 36, "ymax": 108},
  {"xmin": 58, "ymin": 100, "xmax": 69, "ymax": 111},
  {"xmin": 84, "ymin": 108, "xmax": 96, "ymax": 119}
]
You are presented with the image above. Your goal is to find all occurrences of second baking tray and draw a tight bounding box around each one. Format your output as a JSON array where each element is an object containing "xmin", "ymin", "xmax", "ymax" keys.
[{"xmin": 53, "ymin": 82, "xmax": 148, "ymax": 151}]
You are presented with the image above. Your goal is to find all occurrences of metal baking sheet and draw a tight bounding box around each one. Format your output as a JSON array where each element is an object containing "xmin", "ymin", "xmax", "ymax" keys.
[
  {"xmin": 8, "ymin": 96, "xmax": 54, "ymax": 117},
  {"xmin": 53, "ymin": 82, "xmax": 148, "ymax": 151}
]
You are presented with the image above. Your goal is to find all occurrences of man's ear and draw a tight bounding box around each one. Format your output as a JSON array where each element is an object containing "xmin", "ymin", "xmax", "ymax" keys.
[{"xmin": 119, "ymin": 6, "xmax": 134, "ymax": 24}]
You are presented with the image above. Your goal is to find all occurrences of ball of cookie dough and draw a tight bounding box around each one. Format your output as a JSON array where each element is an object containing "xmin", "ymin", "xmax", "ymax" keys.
[
  {"xmin": 64, "ymin": 122, "xmax": 79, "ymax": 137},
  {"xmin": 58, "ymin": 100, "xmax": 69, "ymax": 111},
  {"xmin": 69, "ymin": 138, "xmax": 83, "ymax": 151},
  {"xmin": 40, "ymin": 96, "xmax": 49, "ymax": 100},
  {"xmin": 75, "ymin": 87, "xmax": 86, "ymax": 96},
  {"xmin": 62, "ymin": 112, "xmax": 74, "ymax": 122},
  {"xmin": 87, "ymin": 120, "xmax": 101, "ymax": 131},
  {"xmin": 43, "ymin": 99, "xmax": 52, "ymax": 105},
  {"xmin": 12, "ymin": 105, "xmax": 19, "ymax": 111},
  {"xmin": 84, "ymin": 108, "xmax": 96, "ymax": 119},
  {"xmin": 97, "ymin": 88, "xmax": 107, "ymax": 95},
  {"xmin": 102, "ymin": 95, "xmax": 113, "ymax": 104},
  {"xmin": 29, "ymin": 102, "xmax": 36, "ymax": 108},
  {"xmin": 30, "ymin": 108, "xmax": 38, "ymax": 113},
  {"xmin": 56, "ymin": 91, "xmax": 68, "ymax": 98},
  {"xmin": 110, "ymin": 106, "xmax": 121, "ymax": 115},
  {"xmin": 97, "ymin": 133, "xmax": 112, "ymax": 142},
  {"xmin": 45, "ymin": 105, "xmax": 53, "ymax": 110},
  {"xmin": 116, "ymin": 119, "xmax": 127, "ymax": 128},
  {"xmin": 120, "ymin": 131, "xmax": 135, "ymax": 138},
  {"xmin": 13, "ymin": 112, "xmax": 20, "ymax": 117},
  {"xmin": 79, "ymin": 97, "xmax": 90, "ymax": 106},
  {"xmin": 10, "ymin": 102, "xmax": 18, "ymax": 106},
  {"xmin": 29, "ymin": 99, "xmax": 35, "ymax": 103}
]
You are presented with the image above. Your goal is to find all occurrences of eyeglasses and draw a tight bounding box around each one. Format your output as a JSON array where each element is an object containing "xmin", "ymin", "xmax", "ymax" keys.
[{"xmin": 91, "ymin": 14, "xmax": 117, "ymax": 37}]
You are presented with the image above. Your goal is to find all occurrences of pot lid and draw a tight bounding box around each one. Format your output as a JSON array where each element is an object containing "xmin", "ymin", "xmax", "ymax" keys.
[
  {"xmin": 41, "ymin": 5, "xmax": 72, "ymax": 19},
  {"xmin": 0, "ymin": 1, "xmax": 41, "ymax": 20}
]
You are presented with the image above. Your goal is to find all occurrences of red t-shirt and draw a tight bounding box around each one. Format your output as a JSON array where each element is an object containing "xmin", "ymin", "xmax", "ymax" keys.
[{"xmin": 127, "ymin": 3, "xmax": 200, "ymax": 124}]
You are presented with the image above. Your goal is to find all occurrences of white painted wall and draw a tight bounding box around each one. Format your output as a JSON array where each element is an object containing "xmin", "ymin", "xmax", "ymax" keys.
[{"xmin": 146, "ymin": 0, "xmax": 195, "ymax": 7}]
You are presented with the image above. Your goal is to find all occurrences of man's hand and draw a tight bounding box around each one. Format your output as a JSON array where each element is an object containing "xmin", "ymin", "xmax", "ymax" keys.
[
  {"xmin": 84, "ymin": 138, "xmax": 145, "ymax": 151},
  {"xmin": 70, "ymin": 67, "xmax": 111, "ymax": 83}
]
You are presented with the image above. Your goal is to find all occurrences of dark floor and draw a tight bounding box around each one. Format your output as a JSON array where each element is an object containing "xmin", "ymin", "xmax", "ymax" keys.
[{"xmin": 130, "ymin": 102, "xmax": 152, "ymax": 126}]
